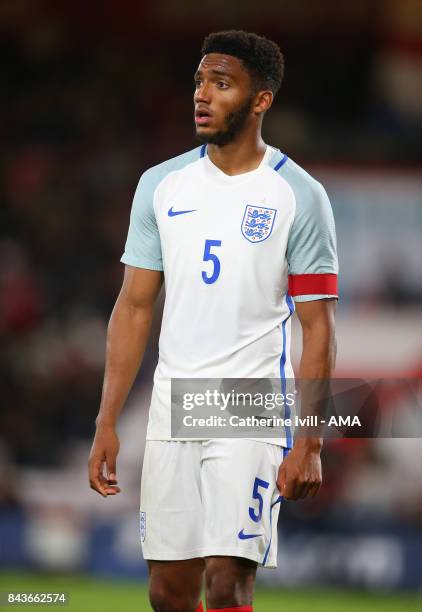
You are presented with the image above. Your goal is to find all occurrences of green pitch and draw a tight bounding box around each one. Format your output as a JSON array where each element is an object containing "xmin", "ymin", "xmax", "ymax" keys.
[{"xmin": 1, "ymin": 572, "xmax": 421, "ymax": 611}]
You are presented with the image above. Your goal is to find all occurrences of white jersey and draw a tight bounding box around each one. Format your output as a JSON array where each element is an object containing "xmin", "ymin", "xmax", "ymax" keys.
[{"xmin": 121, "ymin": 144, "xmax": 338, "ymax": 447}]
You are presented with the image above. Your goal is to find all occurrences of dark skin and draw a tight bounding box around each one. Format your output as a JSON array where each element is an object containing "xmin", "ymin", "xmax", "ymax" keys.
[
  {"xmin": 194, "ymin": 53, "xmax": 273, "ymax": 174},
  {"xmin": 88, "ymin": 53, "xmax": 337, "ymax": 611}
]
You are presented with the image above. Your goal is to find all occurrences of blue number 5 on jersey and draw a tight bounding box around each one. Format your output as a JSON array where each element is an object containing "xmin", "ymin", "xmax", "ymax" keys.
[{"xmin": 202, "ymin": 239, "xmax": 222, "ymax": 284}]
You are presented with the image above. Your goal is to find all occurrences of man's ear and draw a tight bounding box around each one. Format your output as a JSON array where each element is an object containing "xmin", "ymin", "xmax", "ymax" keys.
[{"xmin": 253, "ymin": 90, "xmax": 273, "ymax": 115}]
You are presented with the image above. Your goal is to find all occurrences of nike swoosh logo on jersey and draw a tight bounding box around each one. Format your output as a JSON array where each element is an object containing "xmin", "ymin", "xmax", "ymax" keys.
[
  {"xmin": 168, "ymin": 206, "xmax": 196, "ymax": 217},
  {"xmin": 238, "ymin": 529, "xmax": 264, "ymax": 540}
]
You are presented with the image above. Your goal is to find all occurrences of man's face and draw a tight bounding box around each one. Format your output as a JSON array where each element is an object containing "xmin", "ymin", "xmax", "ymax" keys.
[{"xmin": 194, "ymin": 53, "xmax": 255, "ymax": 146}]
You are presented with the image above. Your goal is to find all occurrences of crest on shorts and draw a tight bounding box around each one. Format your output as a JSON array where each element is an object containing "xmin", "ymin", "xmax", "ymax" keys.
[
  {"xmin": 241, "ymin": 205, "xmax": 277, "ymax": 243},
  {"xmin": 140, "ymin": 511, "xmax": 146, "ymax": 543}
]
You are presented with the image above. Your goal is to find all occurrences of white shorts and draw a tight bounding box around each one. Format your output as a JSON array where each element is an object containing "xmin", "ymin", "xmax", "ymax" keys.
[{"xmin": 140, "ymin": 439, "xmax": 289, "ymax": 568}]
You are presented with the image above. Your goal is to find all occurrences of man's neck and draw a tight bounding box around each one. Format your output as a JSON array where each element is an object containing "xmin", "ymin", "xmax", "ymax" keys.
[{"xmin": 206, "ymin": 132, "xmax": 267, "ymax": 176}]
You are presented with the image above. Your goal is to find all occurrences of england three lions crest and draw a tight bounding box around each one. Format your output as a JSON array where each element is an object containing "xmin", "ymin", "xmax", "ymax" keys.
[{"xmin": 241, "ymin": 205, "xmax": 277, "ymax": 243}]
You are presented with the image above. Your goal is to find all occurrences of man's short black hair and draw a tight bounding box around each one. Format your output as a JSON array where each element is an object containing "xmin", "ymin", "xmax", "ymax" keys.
[{"xmin": 201, "ymin": 30, "xmax": 284, "ymax": 96}]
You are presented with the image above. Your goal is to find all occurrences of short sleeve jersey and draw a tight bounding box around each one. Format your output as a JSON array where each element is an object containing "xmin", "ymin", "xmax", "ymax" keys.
[{"xmin": 121, "ymin": 145, "xmax": 338, "ymax": 446}]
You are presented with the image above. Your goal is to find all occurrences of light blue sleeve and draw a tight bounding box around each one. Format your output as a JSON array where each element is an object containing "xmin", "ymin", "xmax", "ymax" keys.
[
  {"xmin": 121, "ymin": 147, "xmax": 203, "ymax": 271},
  {"xmin": 120, "ymin": 168, "xmax": 164, "ymax": 271},
  {"xmin": 278, "ymin": 158, "xmax": 338, "ymax": 302}
]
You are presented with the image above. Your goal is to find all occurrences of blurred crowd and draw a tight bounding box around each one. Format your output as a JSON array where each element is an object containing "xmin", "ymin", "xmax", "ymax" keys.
[{"xmin": 0, "ymin": 0, "xmax": 422, "ymax": 554}]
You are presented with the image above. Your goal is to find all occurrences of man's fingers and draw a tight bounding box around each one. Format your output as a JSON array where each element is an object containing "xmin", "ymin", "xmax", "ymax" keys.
[
  {"xmin": 281, "ymin": 477, "xmax": 320, "ymax": 500},
  {"xmin": 284, "ymin": 481, "xmax": 303, "ymax": 500},
  {"xmin": 306, "ymin": 481, "xmax": 321, "ymax": 499},
  {"xmin": 89, "ymin": 472, "xmax": 121, "ymax": 496},
  {"xmin": 277, "ymin": 466, "xmax": 287, "ymax": 494},
  {"xmin": 88, "ymin": 456, "xmax": 121, "ymax": 496},
  {"xmin": 295, "ymin": 479, "xmax": 321, "ymax": 500},
  {"xmin": 278, "ymin": 467, "xmax": 298, "ymax": 499},
  {"xmin": 104, "ymin": 485, "xmax": 121, "ymax": 495},
  {"xmin": 107, "ymin": 463, "xmax": 117, "ymax": 484},
  {"xmin": 89, "ymin": 458, "xmax": 111, "ymax": 497},
  {"xmin": 295, "ymin": 481, "xmax": 309, "ymax": 499},
  {"xmin": 89, "ymin": 476, "xmax": 107, "ymax": 497},
  {"xmin": 281, "ymin": 478, "xmax": 296, "ymax": 500},
  {"xmin": 98, "ymin": 470, "xmax": 121, "ymax": 494},
  {"xmin": 88, "ymin": 427, "xmax": 120, "ymax": 497},
  {"xmin": 278, "ymin": 452, "xmax": 322, "ymax": 500},
  {"xmin": 106, "ymin": 455, "xmax": 117, "ymax": 482},
  {"xmin": 88, "ymin": 460, "xmax": 106, "ymax": 497}
]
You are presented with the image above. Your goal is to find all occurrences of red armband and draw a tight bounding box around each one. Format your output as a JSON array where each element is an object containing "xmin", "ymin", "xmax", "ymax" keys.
[{"xmin": 288, "ymin": 273, "xmax": 338, "ymax": 297}]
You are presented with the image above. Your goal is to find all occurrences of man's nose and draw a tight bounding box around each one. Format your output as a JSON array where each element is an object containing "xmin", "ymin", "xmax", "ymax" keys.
[{"xmin": 194, "ymin": 82, "xmax": 211, "ymax": 104}]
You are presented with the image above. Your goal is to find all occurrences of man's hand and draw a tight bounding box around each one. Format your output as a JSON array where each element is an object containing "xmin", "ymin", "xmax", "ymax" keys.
[
  {"xmin": 88, "ymin": 424, "xmax": 121, "ymax": 497},
  {"xmin": 277, "ymin": 439, "xmax": 322, "ymax": 500}
]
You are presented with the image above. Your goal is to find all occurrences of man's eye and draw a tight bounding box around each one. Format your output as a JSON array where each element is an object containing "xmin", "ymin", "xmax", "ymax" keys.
[
  {"xmin": 217, "ymin": 82, "xmax": 228, "ymax": 89},
  {"xmin": 194, "ymin": 80, "xmax": 202, "ymax": 88}
]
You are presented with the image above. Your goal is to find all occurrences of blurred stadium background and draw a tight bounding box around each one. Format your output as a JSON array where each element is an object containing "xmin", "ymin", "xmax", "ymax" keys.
[{"xmin": 1, "ymin": 1, "xmax": 422, "ymax": 610}]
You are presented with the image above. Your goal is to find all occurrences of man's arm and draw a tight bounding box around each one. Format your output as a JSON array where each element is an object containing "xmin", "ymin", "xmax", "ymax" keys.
[
  {"xmin": 88, "ymin": 265, "xmax": 163, "ymax": 497},
  {"xmin": 277, "ymin": 298, "xmax": 337, "ymax": 500}
]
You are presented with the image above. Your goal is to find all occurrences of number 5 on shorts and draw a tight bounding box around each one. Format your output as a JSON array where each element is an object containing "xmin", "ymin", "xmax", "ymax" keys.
[{"xmin": 249, "ymin": 477, "xmax": 270, "ymax": 523}]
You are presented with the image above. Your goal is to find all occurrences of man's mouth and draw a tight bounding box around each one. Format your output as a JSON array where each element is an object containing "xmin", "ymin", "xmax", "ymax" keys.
[{"xmin": 195, "ymin": 108, "xmax": 212, "ymax": 126}]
